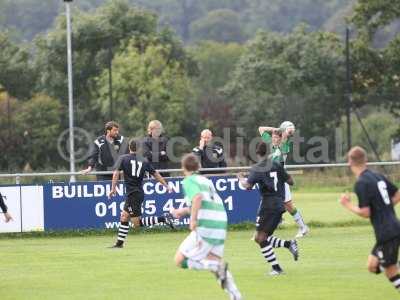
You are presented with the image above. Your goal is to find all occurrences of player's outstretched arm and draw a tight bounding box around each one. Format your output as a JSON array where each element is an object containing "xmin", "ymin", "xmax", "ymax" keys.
[
  {"xmin": 153, "ymin": 171, "xmax": 171, "ymax": 192},
  {"xmin": 108, "ymin": 170, "xmax": 120, "ymax": 199},
  {"xmin": 82, "ymin": 141, "xmax": 99, "ymax": 174},
  {"xmin": 170, "ymin": 207, "xmax": 190, "ymax": 218},
  {"xmin": 258, "ymin": 126, "xmax": 277, "ymax": 136}
]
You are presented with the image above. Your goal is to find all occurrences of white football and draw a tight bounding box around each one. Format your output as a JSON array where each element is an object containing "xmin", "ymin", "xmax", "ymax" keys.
[{"xmin": 280, "ymin": 121, "xmax": 295, "ymax": 131}]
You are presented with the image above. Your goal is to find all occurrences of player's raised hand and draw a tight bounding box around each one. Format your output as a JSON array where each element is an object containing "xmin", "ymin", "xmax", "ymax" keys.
[
  {"xmin": 199, "ymin": 138, "xmax": 206, "ymax": 150},
  {"xmin": 339, "ymin": 193, "xmax": 351, "ymax": 207}
]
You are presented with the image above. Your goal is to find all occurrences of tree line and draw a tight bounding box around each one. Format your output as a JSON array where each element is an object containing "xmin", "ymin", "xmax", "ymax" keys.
[
  {"xmin": 0, "ymin": 0, "xmax": 399, "ymax": 172},
  {"xmin": 0, "ymin": 0, "xmax": 350, "ymax": 43}
]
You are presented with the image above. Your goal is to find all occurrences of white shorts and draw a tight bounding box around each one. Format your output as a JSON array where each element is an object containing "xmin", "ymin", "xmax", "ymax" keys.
[
  {"xmin": 178, "ymin": 230, "xmax": 224, "ymax": 260},
  {"xmin": 284, "ymin": 183, "xmax": 292, "ymax": 203}
]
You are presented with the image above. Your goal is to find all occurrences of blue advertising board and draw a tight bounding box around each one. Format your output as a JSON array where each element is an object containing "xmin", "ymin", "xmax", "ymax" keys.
[{"xmin": 43, "ymin": 176, "xmax": 261, "ymax": 231}]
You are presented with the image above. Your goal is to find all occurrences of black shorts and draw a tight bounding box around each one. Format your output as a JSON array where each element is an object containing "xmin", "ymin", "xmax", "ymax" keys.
[
  {"xmin": 371, "ymin": 236, "xmax": 400, "ymax": 268},
  {"xmin": 256, "ymin": 208, "xmax": 283, "ymax": 236},
  {"xmin": 123, "ymin": 191, "xmax": 144, "ymax": 217}
]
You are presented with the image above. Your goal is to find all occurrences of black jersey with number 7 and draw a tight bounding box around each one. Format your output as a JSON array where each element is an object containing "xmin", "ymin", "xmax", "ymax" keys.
[
  {"xmin": 355, "ymin": 169, "xmax": 400, "ymax": 244},
  {"xmin": 247, "ymin": 159, "xmax": 290, "ymax": 211},
  {"xmin": 116, "ymin": 153, "xmax": 156, "ymax": 194}
]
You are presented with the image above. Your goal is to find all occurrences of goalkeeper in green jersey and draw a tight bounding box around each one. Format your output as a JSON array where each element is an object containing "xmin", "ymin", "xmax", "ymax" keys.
[
  {"xmin": 170, "ymin": 154, "xmax": 242, "ymax": 300},
  {"xmin": 258, "ymin": 124, "xmax": 309, "ymax": 238}
]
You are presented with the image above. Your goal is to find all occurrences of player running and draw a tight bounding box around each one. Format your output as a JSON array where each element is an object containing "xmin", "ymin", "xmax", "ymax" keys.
[
  {"xmin": 238, "ymin": 142, "xmax": 299, "ymax": 275},
  {"xmin": 170, "ymin": 154, "xmax": 242, "ymax": 300},
  {"xmin": 108, "ymin": 139, "xmax": 174, "ymax": 248},
  {"xmin": 0, "ymin": 192, "xmax": 13, "ymax": 223},
  {"xmin": 340, "ymin": 146, "xmax": 400, "ymax": 292},
  {"xmin": 258, "ymin": 122, "xmax": 309, "ymax": 238}
]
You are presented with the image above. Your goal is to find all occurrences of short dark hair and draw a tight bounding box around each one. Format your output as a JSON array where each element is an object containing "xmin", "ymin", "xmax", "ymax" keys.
[
  {"xmin": 272, "ymin": 129, "xmax": 282, "ymax": 137},
  {"xmin": 129, "ymin": 139, "xmax": 137, "ymax": 152},
  {"xmin": 105, "ymin": 121, "xmax": 119, "ymax": 133},
  {"xmin": 182, "ymin": 153, "xmax": 200, "ymax": 172},
  {"xmin": 256, "ymin": 142, "xmax": 268, "ymax": 157},
  {"xmin": 348, "ymin": 146, "xmax": 367, "ymax": 166}
]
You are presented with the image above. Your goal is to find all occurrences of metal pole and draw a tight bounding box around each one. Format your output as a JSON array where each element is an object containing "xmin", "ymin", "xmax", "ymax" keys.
[
  {"xmin": 7, "ymin": 93, "xmax": 11, "ymax": 171},
  {"xmin": 65, "ymin": 1, "xmax": 76, "ymax": 182},
  {"xmin": 108, "ymin": 41, "xmax": 113, "ymax": 120},
  {"xmin": 345, "ymin": 27, "xmax": 352, "ymax": 151}
]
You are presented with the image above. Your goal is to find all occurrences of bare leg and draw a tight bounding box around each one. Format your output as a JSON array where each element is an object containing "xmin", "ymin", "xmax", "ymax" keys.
[{"xmin": 285, "ymin": 200, "xmax": 309, "ymax": 237}]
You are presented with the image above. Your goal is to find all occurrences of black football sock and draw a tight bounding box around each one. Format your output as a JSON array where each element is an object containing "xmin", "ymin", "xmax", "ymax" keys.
[
  {"xmin": 389, "ymin": 274, "xmax": 400, "ymax": 291},
  {"xmin": 267, "ymin": 236, "xmax": 290, "ymax": 248},
  {"xmin": 116, "ymin": 221, "xmax": 129, "ymax": 245},
  {"xmin": 140, "ymin": 216, "xmax": 164, "ymax": 227},
  {"xmin": 259, "ymin": 240, "xmax": 281, "ymax": 269}
]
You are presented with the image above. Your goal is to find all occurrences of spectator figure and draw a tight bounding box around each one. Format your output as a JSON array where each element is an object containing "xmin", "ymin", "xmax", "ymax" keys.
[
  {"xmin": 82, "ymin": 121, "xmax": 128, "ymax": 181},
  {"xmin": 142, "ymin": 120, "xmax": 170, "ymax": 177},
  {"xmin": 192, "ymin": 129, "xmax": 227, "ymax": 174}
]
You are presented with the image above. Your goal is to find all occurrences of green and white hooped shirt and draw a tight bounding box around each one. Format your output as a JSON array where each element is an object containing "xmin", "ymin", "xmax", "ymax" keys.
[
  {"xmin": 182, "ymin": 174, "xmax": 228, "ymax": 246},
  {"xmin": 261, "ymin": 132, "xmax": 292, "ymax": 164}
]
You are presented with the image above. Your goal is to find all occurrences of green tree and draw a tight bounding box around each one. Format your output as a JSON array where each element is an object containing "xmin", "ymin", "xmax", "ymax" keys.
[
  {"xmin": 352, "ymin": 0, "xmax": 400, "ymax": 41},
  {"xmin": 0, "ymin": 0, "xmax": 61, "ymax": 42},
  {"xmin": 244, "ymin": 0, "xmax": 349, "ymax": 34},
  {"xmin": 340, "ymin": 110, "xmax": 399, "ymax": 160},
  {"xmin": 189, "ymin": 41, "xmax": 244, "ymax": 134},
  {"xmin": 190, "ymin": 9, "xmax": 246, "ymax": 43},
  {"xmin": 0, "ymin": 92, "xmax": 24, "ymax": 171},
  {"xmin": 350, "ymin": 0, "xmax": 400, "ymax": 121},
  {"xmin": 0, "ymin": 32, "xmax": 35, "ymax": 99},
  {"xmin": 224, "ymin": 25, "xmax": 346, "ymax": 159},
  {"xmin": 95, "ymin": 41, "xmax": 193, "ymax": 137},
  {"xmin": 34, "ymin": 0, "xmax": 162, "ymax": 134},
  {"xmin": 16, "ymin": 94, "xmax": 62, "ymax": 170}
]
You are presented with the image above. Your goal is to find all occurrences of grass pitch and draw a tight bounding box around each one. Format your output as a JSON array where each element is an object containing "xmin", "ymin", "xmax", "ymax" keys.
[{"xmin": 1, "ymin": 192, "xmax": 399, "ymax": 300}]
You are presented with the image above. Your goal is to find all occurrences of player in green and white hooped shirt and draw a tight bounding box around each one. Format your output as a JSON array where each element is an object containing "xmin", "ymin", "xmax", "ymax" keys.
[
  {"xmin": 170, "ymin": 154, "xmax": 242, "ymax": 300},
  {"xmin": 258, "ymin": 125, "xmax": 309, "ymax": 238}
]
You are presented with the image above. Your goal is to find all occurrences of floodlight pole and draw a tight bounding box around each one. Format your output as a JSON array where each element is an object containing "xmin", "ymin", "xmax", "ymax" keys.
[
  {"xmin": 65, "ymin": 0, "xmax": 76, "ymax": 182},
  {"xmin": 345, "ymin": 27, "xmax": 352, "ymax": 151},
  {"xmin": 7, "ymin": 93, "xmax": 11, "ymax": 171},
  {"xmin": 108, "ymin": 39, "xmax": 113, "ymax": 120}
]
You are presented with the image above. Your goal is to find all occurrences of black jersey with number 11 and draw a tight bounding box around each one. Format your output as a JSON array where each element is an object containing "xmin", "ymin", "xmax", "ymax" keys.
[
  {"xmin": 355, "ymin": 169, "xmax": 400, "ymax": 244},
  {"xmin": 116, "ymin": 153, "xmax": 156, "ymax": 194}
]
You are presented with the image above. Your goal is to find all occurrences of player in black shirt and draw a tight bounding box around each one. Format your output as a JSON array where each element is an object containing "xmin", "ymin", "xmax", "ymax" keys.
[
  {"xmin": 340, "ymin": 146, "xmax": 400, "ymax": 292},
  {"xmin": 108, "ymin": 139, "xmax": 174, "ymax": 248},
  {"xmin": 0, "ymin": 192, "xmax": 13, "ymax": 222},
  {"xmin": 238, "ymin": 142, "xmax": 299, "ymax": 275}
]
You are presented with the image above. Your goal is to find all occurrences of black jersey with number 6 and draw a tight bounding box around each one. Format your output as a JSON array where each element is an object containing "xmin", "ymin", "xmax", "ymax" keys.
[
  {"xmin": 116, "ymin": 153, "xmax": 156, "ymax": 195},
  {"xmin": 247, "ymin": 159, "xmax": 290, "ymax": 211},
  {"xmin": 355, "ymin": 169, "xmax": 400, "ymax": 243}
]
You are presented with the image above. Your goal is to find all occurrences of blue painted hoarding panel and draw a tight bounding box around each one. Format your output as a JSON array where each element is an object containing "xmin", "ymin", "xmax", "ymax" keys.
[{"xmin": 43, "ymin": 176, "xmax": 260, "ymax": 230}]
